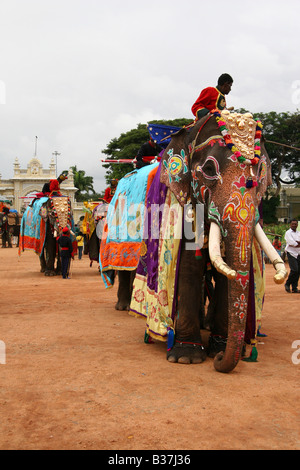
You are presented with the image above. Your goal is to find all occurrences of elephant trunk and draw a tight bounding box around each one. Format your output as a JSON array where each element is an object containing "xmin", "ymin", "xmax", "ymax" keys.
[
  {"xmin": 209, "ymin": 222, "xmax": 252, "ymax": 373},
  {"xmin": 209, "ymin": 221, "xmax": 288, "ymax": 373}
]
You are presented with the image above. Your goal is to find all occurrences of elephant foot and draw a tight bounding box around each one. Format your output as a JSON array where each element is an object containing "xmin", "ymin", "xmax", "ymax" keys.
[
  {"xmin": 115, "ymin": 301, "xmax": 130, "ymax": 311},
  {"xmin": 167, "ymin": 340, "xmax": 207, "ymax": 364},
  {"xmin": 44, "ymin": 270, "xmax": 56, "ymax": 277},
  {"xmin": 207, "ymin": 335, "xmax": 227, "ymax": 358}
]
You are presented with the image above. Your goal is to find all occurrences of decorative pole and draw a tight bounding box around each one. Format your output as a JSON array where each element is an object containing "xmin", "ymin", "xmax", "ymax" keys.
[{"xmin": 52, "ymin": 151, "xmax": 61, "ymax": 177}]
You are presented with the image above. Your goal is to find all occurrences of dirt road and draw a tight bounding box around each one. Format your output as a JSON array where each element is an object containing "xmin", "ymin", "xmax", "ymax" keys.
[{"xmin": 0, "ymin": 247, "xmax": 299, "ymax": 450}]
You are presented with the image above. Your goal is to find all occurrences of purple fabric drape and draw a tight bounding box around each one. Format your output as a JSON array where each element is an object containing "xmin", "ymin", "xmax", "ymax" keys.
[{"xmin": 136, "ymin": 161, "xmax": 168, "ymax": 292}]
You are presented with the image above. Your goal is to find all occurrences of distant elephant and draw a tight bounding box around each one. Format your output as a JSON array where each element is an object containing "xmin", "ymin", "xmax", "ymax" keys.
[
  {"xmin": 0, "ymin": 209, "xmax": 12, "ymax": 247},
  {"xmin": 19, "ymin": 195, "xmax": 76, "ymax": 275},
  {"xmin": 82, "ymin": 201, "xmax": 109, "ymax": 265},
  {"xmin": 8, "ymin": 211, "xmax": 21, "ymax": 247},
  {"xmin": 100, "ymin": 110, "xmax": 287, "ymax": 373}
]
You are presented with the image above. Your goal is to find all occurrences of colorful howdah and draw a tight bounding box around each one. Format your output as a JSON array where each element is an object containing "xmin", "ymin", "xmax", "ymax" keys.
[
  {"xmin": 99, "ymin": 163, "xmax": 159, "ymax": 288},
  {"xmin": 19, "ymin": 197, "xmax": 48, "ymax": 256},
  {"xmin": 130, "ymin": 163, "xmax": 183, "ymax": 341}
]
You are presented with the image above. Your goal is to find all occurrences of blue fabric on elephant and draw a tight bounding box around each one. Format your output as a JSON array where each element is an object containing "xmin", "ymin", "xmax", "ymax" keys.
[
  {"xmin": 19, "ymin": 197, "xmax": 48, "ymax": 256},
  {"xmin": 99, "ymin": 163, "xmax": 159, "ymax": 288},
  {"xmin": 106, "ymin": 164, "xmax": 158, "ymax": 243}
]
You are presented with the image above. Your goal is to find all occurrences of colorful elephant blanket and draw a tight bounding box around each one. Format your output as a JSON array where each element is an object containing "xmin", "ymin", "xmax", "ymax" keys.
[
  {"xmin": 99, "ymin": 163, "xmax": 159, "ymax": 288},
  {"xmin": 19, "ymin": 197, "xmax": 48, "ymax": 256},
  {"xmin": 129, "ymin": 163, "xmax": 183, "ymax": 342}
]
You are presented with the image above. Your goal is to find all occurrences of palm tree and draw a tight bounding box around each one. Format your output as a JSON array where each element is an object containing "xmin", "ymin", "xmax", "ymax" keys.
[{"xmin": 71, "ymin": 166, "xmax": 95, "ymax": 201}]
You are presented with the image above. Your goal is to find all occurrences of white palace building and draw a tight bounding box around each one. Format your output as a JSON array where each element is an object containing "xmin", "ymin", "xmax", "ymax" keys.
[{"xmin": 0, "ymin": 156, "xmax": 85, "ymax": 223}]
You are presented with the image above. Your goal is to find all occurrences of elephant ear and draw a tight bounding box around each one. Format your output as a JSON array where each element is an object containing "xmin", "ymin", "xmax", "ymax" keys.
[{"xmin": 160, "ymin": 127, "xmax": 191, "ymax": 206}]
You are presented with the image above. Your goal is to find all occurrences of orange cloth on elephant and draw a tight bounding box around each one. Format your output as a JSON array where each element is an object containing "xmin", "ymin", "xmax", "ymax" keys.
[{"xmin": 191, "ymin": 87, "xmax": 226, "ymax": 120}]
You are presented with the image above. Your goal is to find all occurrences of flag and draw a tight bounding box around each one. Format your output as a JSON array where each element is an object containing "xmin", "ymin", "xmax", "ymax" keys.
[{"xmin": 147, "ymin": 123, "xmax": 181, "ymax": 148}]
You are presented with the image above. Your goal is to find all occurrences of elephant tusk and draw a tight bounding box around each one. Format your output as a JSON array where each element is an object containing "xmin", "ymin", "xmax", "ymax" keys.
[
  {"xmin": 254, "ymin": 223, "xmax": 288, "ymax": 284},
  {"xmin": 208, "ymin": 222, "xmax": 237, "ymax": 280}
]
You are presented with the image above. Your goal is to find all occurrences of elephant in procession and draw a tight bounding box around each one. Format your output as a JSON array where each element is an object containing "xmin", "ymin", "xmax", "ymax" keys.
[
  {"xmin": 19, "ymin": 195, "xmax": 76, "ymax": 275},
  {"xmin": 100, "ymin": 110, "xmax": 287, "ymax": 373},
  {"xmin": 81, "ymin": 201, "xmax": 108, "ymax": 265},
  {"xmin": 0, "ymin": 209, "xmax": 21, "ymax": 247}
]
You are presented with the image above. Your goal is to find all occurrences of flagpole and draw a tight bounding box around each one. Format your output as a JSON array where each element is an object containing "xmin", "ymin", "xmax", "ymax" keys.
[{"xmin": 34, "ymin": 136, "xmax": 38, "ymax": 157}]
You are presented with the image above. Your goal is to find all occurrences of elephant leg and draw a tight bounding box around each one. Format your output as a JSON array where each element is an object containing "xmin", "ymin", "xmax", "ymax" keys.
[
  {"xmin": 40, "ymin": 250, "xmax": 46, "ymax": 273},
  {"xmin": 55, "ymin": 251, "xmax": 62, "ymax": 275},
  {"xmin": 1, "ymin": 233, "xmax": 6, "ymax": 247},
  {"xmin": 167, "ymin": 247, "xmax": 207, "ymax": 364},
  {"xmin": 115, "ymin": 270, "xmax": 135, "ymax": 311},
  {"xmin": 206, "ymin": 270, "xmax": 228, "ymax": 357},
  {"xmin": 44, "ymin": 227, "xmax": 57, "ymax": 276}
]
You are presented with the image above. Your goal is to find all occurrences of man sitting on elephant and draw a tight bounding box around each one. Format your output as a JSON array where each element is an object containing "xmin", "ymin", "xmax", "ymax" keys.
[
  {"xmin": 136, "ymin": 137, "xmax": 163, "ymax": 169},
  {"xmin": 103, "ymin": 179, "xmax": 118, "ymax": 203},
  {"xmin": 191, "ymin": 73, "xmax": 233, "ymax": 120}
]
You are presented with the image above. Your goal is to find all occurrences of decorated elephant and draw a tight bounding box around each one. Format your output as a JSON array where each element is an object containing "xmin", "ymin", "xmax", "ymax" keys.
[
  {"xmin": 8, "ymin": 210, "xmax": 21, "ymax": 246},
  {"xmin": 100, "ymin": 110, "xmax": 287, "ymax": 373},
  {"xmin": 80, "ymin": 201, "xmax": 109, "ymax": 265},
  {"xmin": 19, "ymin": 195, "xmax": 76, "ymax": 275}
]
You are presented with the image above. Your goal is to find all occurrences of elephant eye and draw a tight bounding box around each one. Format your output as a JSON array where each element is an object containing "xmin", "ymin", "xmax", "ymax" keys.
[
  {"xmin": 201, "ymin": 161, "xmax": 217, "ymax": 177},
  {"xmin": 197, "ymin": 156, "xmax": 222, "ymax": 183}
]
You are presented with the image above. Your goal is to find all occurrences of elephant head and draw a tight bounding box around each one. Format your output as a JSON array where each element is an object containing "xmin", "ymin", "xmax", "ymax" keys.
[
  {"xmin": 161, "ymin": 110, "xmax": 287, "ymax": 372},
  {"xmin": 41, "ymin": 196, "xmax": 73, "ymax": 236}
]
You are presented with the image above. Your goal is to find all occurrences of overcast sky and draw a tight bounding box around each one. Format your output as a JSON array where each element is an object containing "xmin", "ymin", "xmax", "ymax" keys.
[{"xmin": 0, "ymin": 0, "xmax": 299, "ymax": 193}]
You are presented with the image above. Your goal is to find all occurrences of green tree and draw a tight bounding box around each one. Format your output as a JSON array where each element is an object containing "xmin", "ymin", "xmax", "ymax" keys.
[
  {"xmin": 254, "ymin": 111, "xmax": 300, "ymax": 194},
  {"xmin": 71, "ymin": 165, "xmax": 95, "ymax": 201},
  {"xmin": 262, "ymin": 195, "xmax": 280, "ymax": 224},
  {"xmin": 101, "ymin": 119, "xmax": 191, "ymax": 183}
]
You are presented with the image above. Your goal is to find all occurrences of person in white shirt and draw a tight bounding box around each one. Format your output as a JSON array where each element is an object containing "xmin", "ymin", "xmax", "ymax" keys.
[{"xmin": 284, "ymin": 219, "xmax": 300, "ymax": 293}]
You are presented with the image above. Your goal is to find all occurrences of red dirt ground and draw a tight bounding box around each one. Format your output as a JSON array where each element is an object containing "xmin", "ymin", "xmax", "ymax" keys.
[{"xmin": 0, "ymin": 247, "xmax": 299, "ymax": 450}]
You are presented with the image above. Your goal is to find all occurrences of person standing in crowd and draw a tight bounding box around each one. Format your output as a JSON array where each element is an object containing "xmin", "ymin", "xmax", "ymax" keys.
[
  {"xmin": 76, "ymin": 231, "xmax": 84, "ymax": 260},
  {"xmin": 284, "ymin": 219, "xmax": 300, "ymax": 293},
  {"xmin": 58, "ymin": 227, "xmax": 74, "ymax": 279},
  {"xmin": 272, "ymin": 235, "xmax": 282, "ymax": 258}
]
